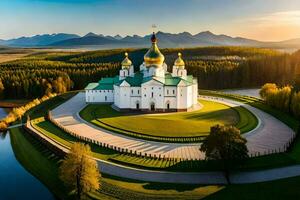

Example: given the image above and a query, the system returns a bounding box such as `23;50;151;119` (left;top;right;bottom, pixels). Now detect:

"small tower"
119;52;134;80
172;53;187;79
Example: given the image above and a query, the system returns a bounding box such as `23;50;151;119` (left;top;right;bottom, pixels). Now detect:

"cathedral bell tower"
172;53;187;79
119;52;134;80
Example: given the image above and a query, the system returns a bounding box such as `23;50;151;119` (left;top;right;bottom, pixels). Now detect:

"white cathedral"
85;32;198;112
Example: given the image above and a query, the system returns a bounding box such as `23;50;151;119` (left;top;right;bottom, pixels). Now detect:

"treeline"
0;93;56;131
259;83;300;119
0;46;300;99
186;53;298;89
48;46;298;89
0;59;119;99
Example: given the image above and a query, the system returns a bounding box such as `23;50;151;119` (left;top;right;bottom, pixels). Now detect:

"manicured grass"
97;174;223;200
204;176;300;200
80;100;257;140
9;127;70;199
109;154;179;169
199;90;300;131
24;91;77;121
11;126;219;199
32;117;221;171
31;118;118;161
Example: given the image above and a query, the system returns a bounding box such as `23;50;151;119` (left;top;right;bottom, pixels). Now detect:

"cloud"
247;10;300;27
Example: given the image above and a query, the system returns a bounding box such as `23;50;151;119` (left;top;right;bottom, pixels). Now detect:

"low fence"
23;108;297;164
47;111;203;161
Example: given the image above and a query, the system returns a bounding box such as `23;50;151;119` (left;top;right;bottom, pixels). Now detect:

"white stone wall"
113;85;120;107
86;61;199;110
86;90;114;103
117;82;131;109
141;80;164;109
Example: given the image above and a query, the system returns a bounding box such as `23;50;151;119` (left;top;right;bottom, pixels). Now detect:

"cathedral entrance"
150;103;155;111
136;103;140;109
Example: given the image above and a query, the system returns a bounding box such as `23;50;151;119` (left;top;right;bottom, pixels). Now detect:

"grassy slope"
9;127;69;199
80;100;257;138
204;176;300;200
10;126;219;200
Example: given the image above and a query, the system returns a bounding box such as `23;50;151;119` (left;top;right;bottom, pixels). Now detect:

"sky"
1;0;300;41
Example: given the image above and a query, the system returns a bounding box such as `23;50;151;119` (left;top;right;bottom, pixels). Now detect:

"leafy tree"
259;83;277;99
293;74;300;92
200;125;248;183
60;143;100;200
291;91;300;118
0;79;4;99
0;121;7;132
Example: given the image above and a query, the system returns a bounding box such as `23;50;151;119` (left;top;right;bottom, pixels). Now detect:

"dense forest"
0;46;299;99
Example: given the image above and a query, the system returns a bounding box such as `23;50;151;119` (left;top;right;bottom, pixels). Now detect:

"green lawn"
80;100;257;139
10;126;220;200
204;176;300;200
9;127;71;199
31;118;118;161
24;91;77;121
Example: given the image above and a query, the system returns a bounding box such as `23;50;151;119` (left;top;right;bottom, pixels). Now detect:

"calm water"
0;108;55;200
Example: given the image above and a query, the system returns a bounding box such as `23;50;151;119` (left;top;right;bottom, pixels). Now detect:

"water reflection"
0;107;55;200
0;131;7;140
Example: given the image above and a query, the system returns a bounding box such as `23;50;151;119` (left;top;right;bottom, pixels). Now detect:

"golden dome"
144;32;165;67
174;52;185;68
121;52;132;67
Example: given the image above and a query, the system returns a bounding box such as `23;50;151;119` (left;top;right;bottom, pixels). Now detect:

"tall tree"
60;143;100;199
0;79;4;99
200;125;248;183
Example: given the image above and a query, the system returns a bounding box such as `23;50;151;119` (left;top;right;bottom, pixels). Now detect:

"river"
0;108;54;200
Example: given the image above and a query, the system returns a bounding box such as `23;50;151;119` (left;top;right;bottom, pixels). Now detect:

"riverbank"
0;99;30;108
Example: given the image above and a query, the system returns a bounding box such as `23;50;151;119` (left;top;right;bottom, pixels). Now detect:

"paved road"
52;93;204;160
51;92;294;159
221;88;261;99
26;120;300;184
201;96;295;155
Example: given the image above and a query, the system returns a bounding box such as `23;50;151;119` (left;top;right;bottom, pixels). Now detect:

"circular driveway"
51;92;295;159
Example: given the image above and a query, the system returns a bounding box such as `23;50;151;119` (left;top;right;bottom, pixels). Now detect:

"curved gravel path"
200;96;295;155
25;120;300;184
51;92;295;159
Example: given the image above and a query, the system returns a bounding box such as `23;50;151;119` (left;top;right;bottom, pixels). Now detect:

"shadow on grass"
142;182;202;192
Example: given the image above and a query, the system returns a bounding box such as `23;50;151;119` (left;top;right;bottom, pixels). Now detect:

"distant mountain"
83;32;99;37
0;33;80;47
114;35;123;40
51;35;127;46
1;31;300;49
262;38;300;49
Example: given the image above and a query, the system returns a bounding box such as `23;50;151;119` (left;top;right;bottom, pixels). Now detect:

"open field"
0;54;30;63
81;100;257;138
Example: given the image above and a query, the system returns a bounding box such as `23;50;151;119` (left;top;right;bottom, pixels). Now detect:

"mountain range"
0;31;299;49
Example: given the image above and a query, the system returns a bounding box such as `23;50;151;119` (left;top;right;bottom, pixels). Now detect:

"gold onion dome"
144;32;165;67
121;52;132;67
174;52;185;68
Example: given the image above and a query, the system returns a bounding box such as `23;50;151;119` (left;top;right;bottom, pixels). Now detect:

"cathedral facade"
85;33;198;112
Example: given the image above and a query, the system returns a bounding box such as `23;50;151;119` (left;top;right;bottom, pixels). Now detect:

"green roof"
85;83;99;90
86;73;195;90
